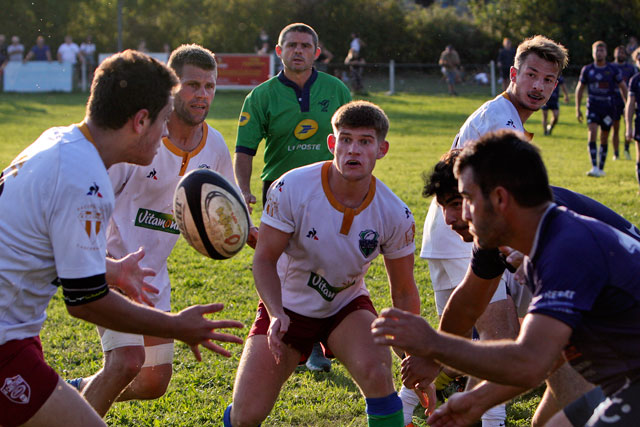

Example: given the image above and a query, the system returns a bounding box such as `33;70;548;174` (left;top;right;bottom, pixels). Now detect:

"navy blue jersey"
525;206;640;394
470;186;640;279
613;62;636;85
547;76;564;105
628;72;640;130
579;63;623;107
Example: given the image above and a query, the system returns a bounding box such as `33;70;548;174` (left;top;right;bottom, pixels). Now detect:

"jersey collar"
320;161;376;235
162;122;208;176
277;68;318;112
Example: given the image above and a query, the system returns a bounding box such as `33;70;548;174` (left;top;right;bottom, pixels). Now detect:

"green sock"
367;409;404;427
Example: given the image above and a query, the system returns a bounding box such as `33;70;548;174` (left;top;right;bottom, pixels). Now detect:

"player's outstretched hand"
427;391;483;427
415;382;437;417
267;312;290;364
576;110;583;123
401;355;441;391
371;308;435;357
174;303;244;361
109;247;159;306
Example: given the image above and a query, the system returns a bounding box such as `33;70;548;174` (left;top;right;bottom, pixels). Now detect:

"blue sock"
223;404;233;427
588;141;597;166
366;392;403;426
598;144;608;170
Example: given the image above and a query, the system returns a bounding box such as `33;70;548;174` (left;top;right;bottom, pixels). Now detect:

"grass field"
1;77;638;426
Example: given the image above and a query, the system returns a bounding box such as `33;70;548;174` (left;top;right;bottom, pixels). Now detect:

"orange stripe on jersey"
77;122;95;143
162;123;209;176
320;161;377;235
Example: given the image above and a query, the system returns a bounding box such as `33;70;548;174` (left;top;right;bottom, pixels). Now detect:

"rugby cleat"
306;342;331;372
587;166;601;177
66;378;83;391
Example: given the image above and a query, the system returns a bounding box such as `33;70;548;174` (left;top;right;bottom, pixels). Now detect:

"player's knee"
133;368;172;399
104;346;146;381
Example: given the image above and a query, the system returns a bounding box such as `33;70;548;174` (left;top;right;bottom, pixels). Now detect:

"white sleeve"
260;177;296;234
49;170;110;279
381;202;416;259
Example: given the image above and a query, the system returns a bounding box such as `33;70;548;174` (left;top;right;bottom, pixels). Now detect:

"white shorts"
98;328;175;367
504;271;533;318
427;258;508;316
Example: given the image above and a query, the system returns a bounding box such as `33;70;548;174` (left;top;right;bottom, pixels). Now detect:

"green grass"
1;80;638;426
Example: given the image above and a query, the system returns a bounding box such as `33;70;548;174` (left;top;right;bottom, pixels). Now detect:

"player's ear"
132;109;150;134
314;46;321;60
327;134;336;154
275;45;283;57
492;186;509;212
376;140;389;159
510;66;517;83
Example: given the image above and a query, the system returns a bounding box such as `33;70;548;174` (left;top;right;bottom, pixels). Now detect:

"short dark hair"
168;44;217;78
423;149;461;202
331;100;389;141
278;23;318;49
87;50;178;130
515;35;569;75
454;130;552;207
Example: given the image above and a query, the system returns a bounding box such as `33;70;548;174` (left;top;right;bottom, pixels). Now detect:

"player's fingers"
199;340;233;358
141;293;155;307
142;283;160;294
204;319;245;330
206;331;244;345
142;268;156;278
190;344;203;362
197;303;225;314
133;246;145;260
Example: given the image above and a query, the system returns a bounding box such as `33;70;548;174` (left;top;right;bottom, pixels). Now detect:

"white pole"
388;60;395;95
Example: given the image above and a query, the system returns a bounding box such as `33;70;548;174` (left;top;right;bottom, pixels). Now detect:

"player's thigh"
475;284;519;341
232;335;300;412
328;309;395;397
24;377;105;427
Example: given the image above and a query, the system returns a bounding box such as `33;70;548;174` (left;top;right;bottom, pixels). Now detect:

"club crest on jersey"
306;228;319;240
77;206;104;245
318;99;330;112
87;182;102;197
294;119;319;140
358;229;379;257
239;112;250;126
1;375;31;404
506;119;516;129
146;168;158;180
198;164;211;169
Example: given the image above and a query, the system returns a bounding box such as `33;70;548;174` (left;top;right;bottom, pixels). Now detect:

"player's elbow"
66;303;94;322
508;355;548;389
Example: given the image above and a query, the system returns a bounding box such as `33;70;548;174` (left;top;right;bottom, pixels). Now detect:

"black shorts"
564;386;605;426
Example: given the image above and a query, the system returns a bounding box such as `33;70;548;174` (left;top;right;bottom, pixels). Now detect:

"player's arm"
439;265;501;336
105;247;158;306
234;152;256;212
575;81;586;121
384;253;420;315
66;284;244;361
625;92;636;141
252;222;293;362
372;310;570;389
619;80;629;101
23;50;33;62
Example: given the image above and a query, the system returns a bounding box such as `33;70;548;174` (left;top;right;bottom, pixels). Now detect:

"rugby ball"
173;169;249;259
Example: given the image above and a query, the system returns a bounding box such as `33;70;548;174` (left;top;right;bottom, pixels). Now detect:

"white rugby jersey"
421;93;530;264
0;124;113;345
262;161;416;318
106;123;234;310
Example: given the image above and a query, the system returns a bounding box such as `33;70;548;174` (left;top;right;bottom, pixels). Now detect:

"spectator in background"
497;37;516;91
8;35;24;62
255;28;270;54
316;41;333;73
57;35;82;64
24;35;52;62
438;44;460;96
350;32;363;54
80;35;97;74
344;47;366;94
137;40;149;53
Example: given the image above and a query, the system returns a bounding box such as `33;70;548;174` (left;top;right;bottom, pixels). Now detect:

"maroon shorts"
249;294;377;362
0;336;59;427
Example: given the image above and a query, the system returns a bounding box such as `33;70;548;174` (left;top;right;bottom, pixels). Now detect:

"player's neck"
594;59;607;67
507;202;551;256
283;67;312;89
83;118;126;169
166;115;203;152
505;88;534;125
327;164;372;209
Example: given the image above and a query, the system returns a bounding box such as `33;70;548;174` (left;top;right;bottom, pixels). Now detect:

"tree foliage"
4;0;640;67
